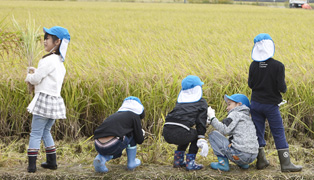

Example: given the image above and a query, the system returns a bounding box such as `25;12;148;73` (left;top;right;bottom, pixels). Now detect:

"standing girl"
25;26;70;173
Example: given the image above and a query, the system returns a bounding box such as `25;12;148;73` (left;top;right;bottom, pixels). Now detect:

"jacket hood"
228;105;250;116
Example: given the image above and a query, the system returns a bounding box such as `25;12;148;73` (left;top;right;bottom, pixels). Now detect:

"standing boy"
248;33;302;172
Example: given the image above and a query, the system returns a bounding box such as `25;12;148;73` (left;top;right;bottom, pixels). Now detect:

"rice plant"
12;15;41;68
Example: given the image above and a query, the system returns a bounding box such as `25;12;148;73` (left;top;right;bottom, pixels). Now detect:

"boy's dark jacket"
248;58;287;105
165;98;207;137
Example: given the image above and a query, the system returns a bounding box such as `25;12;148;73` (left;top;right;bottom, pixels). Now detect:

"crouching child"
93;96;145;173
207;94;259;171
163;75;209;171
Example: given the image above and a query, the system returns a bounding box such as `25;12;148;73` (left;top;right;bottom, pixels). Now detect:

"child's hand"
27;67;36;74
207;106;216;119
25;67;36;83
197;139;209;157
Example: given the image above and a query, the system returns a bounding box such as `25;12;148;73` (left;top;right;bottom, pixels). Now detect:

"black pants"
163;125;198;154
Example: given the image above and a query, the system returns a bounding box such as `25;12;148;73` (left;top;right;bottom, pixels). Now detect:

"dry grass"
0;134;313;179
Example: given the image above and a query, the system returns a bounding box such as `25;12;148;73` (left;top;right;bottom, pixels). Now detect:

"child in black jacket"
163;75;208;171
249;33;302;172
93;96;145;173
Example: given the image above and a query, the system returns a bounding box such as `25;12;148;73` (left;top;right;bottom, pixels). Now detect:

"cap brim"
224;94;240;104
251;39;275;62
43;27;52;34
224;95;233;103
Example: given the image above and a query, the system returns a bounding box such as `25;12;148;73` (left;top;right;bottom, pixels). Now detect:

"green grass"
0;1;314;166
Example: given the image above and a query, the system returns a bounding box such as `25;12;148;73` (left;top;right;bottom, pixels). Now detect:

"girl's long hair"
42;33;61;58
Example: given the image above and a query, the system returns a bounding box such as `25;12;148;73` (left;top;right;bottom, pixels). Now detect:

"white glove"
206;117;212;125
197;139;209;157
278;100;287;107
142;129;145;136
207;106;216;120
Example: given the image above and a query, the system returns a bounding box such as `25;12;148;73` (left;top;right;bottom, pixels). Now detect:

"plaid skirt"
27;92;66;119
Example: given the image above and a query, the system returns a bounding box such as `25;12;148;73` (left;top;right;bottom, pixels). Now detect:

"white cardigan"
25;54;66;97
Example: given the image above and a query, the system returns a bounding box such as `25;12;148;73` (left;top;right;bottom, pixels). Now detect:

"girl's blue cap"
181;75;204;90
224;94;250;108
43;26;71;61
43;26;70;41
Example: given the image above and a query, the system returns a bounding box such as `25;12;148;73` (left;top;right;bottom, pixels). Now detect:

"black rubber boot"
27;156;37;173
41;153;58;170
278;149;302;172
256;147;270;170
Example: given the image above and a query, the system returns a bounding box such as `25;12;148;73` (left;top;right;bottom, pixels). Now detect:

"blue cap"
118;96;144;115
224;94;250;108
43;26;70;41
124;96;143;105
181;75;204;90
43;26;71;61
251;33;275;62
254;33;272;43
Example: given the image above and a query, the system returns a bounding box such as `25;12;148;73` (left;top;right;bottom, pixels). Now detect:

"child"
207;94;259;171
163;75;208;171
93;96;145;173
248;33;302;172
24;26;70;173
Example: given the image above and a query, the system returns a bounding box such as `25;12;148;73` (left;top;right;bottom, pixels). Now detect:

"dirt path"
0;162;313;180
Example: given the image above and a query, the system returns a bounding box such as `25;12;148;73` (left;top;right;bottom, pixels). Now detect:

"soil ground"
0;161;313;180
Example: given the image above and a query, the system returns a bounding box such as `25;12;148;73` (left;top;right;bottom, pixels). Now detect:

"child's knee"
209;130;220;139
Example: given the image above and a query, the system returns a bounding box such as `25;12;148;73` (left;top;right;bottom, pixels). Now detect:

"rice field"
0;1;314;175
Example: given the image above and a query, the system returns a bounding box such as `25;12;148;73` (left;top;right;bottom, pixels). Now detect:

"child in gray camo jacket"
207;94;259;171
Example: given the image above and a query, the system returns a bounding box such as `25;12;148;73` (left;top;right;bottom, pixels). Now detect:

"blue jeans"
95;135;136;159
250;101;289;149
28;115;56;149
208;131;257;165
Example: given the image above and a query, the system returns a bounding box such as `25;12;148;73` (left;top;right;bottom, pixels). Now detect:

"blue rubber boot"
126;145;141;170
93;154;113;173
173;151;186;168
211;156;230;171
238;164;249;169
186;154;203;171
